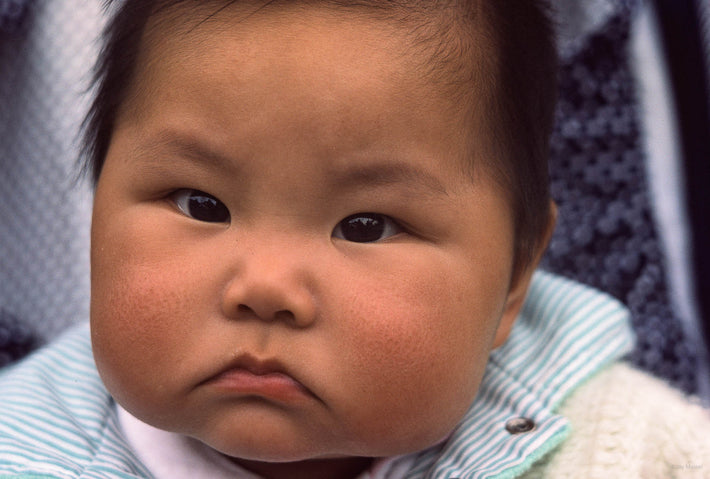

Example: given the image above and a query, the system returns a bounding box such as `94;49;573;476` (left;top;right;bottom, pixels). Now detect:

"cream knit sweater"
522;363;710;478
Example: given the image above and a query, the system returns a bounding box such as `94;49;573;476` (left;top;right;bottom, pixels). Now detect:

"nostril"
274;310;296;323
236;304;295;323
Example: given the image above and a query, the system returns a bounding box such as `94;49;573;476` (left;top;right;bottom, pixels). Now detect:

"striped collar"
402;270;635;478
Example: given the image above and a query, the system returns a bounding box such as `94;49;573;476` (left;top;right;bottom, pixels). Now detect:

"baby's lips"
200;353;319;403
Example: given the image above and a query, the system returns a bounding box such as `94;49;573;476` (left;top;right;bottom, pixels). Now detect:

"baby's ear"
492;201;557;348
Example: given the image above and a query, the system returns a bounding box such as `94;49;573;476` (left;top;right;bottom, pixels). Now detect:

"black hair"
81;0;558;276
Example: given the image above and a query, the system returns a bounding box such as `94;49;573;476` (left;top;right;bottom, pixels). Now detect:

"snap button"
505;417;535;434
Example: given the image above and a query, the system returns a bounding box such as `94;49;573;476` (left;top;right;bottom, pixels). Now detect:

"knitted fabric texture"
543;0;699;394
521;363;710;478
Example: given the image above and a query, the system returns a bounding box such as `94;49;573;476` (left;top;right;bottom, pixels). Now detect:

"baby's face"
91;4;524;473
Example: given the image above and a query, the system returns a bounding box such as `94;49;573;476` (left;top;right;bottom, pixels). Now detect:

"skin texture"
90;5;553;479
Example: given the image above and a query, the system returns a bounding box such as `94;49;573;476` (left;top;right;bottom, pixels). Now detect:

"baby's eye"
171;189;230;223
332;213;403;243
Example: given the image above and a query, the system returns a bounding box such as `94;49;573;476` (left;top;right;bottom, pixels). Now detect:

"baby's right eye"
171;189;230;223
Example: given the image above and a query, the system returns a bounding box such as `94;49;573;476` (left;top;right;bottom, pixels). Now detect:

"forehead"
132;1;486;117
118;2;484;173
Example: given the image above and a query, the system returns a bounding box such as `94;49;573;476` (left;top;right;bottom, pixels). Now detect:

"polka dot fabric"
543;1;699;394
0;1;102;352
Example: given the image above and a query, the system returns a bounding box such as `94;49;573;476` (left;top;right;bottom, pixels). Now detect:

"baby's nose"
220;261;316;328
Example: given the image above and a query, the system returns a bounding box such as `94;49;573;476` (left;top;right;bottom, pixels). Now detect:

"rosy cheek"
91;258;200;415
330;269;492;448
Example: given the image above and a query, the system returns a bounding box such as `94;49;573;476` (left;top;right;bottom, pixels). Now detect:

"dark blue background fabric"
0;1;97;352
0;309;37;367
1;0;39;367
652;0;710;355
0;0;30;32
543;0;699;394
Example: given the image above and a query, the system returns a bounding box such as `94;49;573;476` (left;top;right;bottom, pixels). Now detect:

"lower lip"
207;369;311;402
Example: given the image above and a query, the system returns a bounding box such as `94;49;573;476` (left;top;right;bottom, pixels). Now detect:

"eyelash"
170;189;405;243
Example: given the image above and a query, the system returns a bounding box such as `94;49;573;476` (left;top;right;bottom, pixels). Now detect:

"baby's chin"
198;437;382;464
204;429;455;479
196;425;454;466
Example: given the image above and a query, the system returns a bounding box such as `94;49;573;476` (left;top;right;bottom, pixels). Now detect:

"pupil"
343;214;385;242
189;194;229;222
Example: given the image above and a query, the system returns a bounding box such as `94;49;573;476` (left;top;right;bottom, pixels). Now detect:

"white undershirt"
117;406;417;479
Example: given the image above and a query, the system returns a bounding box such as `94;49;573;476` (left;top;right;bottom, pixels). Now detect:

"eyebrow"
132;131;238;174
330;161;450;197
134;131;450;197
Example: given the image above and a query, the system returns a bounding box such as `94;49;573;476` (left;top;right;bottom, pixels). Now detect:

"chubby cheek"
329;259;505;453
90;222;210;423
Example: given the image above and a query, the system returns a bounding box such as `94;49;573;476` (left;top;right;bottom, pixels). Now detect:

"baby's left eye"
332;213;403;243
171;189;230;223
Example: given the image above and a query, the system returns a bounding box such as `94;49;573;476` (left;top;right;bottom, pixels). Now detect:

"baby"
1;1;709;478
